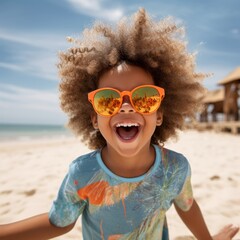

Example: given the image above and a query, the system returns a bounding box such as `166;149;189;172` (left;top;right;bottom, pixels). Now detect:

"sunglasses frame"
88;84;165;117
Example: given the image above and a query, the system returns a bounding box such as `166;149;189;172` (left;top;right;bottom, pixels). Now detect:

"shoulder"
158;146;191;176
68;150;100;177
162;147;189;165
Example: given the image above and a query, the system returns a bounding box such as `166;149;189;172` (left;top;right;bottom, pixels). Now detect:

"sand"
0;130;239;239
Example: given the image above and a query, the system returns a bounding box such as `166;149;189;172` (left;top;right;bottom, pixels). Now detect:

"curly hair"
58;8;205;149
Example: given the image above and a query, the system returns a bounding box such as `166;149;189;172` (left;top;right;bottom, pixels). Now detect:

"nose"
119;96;136;113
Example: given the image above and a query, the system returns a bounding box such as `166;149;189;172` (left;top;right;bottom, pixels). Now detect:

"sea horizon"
0;123;73;141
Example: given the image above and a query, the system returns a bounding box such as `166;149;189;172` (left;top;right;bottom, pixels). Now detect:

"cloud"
0;50;58;81
15;50;59;81
0;62;25;72
0;84;65;124
0;29;67;81
66;0;124;21
0;28;68;50
0;84;58;108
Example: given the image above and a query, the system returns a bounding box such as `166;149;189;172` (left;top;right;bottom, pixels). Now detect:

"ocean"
0;123;73;141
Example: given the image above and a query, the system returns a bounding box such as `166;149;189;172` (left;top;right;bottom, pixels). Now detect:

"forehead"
98;64;154;91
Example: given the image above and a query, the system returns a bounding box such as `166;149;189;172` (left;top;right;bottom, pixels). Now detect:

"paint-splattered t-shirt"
49;145;193;239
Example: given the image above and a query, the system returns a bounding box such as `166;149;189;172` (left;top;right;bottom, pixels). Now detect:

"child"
0;8;239;240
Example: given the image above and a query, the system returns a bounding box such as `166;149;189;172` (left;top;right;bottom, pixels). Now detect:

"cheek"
145;113;159;126
97;116;111;131
142;114;159;136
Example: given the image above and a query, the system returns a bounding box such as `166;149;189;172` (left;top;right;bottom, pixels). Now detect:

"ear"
91;112;98;129
156;110;163;126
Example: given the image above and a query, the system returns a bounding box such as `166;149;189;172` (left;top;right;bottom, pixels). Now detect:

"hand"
213;224;239;240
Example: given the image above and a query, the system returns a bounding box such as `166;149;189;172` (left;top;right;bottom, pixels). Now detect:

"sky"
0;0;240;125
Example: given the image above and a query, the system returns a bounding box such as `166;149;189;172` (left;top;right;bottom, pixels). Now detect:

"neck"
101;144;156;178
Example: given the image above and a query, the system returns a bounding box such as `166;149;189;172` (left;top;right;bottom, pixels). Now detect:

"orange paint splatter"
108;235;122;240
78;181;109;205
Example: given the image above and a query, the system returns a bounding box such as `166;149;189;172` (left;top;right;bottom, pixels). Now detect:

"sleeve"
49;163;87;227
173;157;194;212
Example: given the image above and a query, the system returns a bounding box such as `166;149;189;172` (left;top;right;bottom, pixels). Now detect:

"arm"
174;199;212;240
0;213;75;240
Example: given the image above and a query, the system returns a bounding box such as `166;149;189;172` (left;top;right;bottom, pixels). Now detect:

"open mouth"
115;123;140;141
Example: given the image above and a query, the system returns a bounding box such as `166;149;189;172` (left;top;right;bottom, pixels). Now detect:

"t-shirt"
49;144;193;239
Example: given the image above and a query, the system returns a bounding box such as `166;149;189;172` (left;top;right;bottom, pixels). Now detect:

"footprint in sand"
210;175;220;181
0;190;12;195
19;189;36;196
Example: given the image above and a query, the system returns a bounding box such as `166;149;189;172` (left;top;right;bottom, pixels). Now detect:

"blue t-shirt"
49;145;193;239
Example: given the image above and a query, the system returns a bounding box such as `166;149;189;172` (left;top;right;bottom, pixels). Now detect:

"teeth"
116;123;139;127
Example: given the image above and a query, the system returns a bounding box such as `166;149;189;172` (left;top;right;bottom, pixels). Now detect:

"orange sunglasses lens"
93;89;121;116
132;86;162;114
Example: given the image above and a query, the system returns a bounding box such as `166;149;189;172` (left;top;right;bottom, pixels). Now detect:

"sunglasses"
88;85;165;117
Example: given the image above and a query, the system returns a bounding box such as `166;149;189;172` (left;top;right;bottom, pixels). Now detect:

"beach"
0;129;239;239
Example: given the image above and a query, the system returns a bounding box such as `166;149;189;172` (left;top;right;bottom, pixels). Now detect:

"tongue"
117;126;138;140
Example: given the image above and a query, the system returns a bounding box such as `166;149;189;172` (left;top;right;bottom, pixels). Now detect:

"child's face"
91;63;163;157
